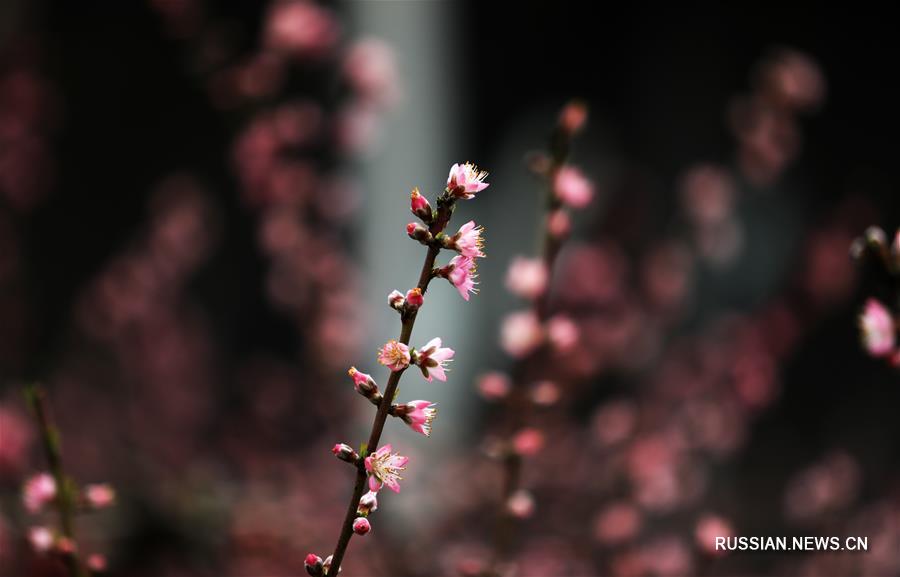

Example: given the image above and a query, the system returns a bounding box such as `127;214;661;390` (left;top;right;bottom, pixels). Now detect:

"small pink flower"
449;221;485;258
447;162;489;199
84;484;115;509
28;526;53;552
23;473;56;513
476;372;512;400
505;257;548;300
547;315;579;352
405;288;424;309
348;366;379;396
378;340;411;372
500;311;543;358
547;209;571;239
859;298;895;357
512;428;545;456
352;517;371;535
554;165;593;208
397;400;437;436
364;444;408;493
445;255;478;301
357;490;378;515
413;337;455;381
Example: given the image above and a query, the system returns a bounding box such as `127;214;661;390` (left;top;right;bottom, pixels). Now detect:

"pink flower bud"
547;315;579;352
859;298;895;357
305;553;324;576
407;222;432;243
554;165;593;208
332;443;359;463
84;484;115;509
547;209;571;239
348;367;380;399
387;289;405;310
512;428;545;456
559;100;588;135
476;372;511;401
28;526;53;552
357;490;378;515
410;187;433;223
352;516;371;535
505;257;548;300
322;555;336;575
405;288;424;310
23;473;56;513
87;554;108;573
506;489;535;519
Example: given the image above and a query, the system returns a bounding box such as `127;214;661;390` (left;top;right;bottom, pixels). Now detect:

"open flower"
396;400;437;436
445;255;478;300
859;298;895;357
23;473;56;513
448;221;485;258
413;338;455;381
506;256;548;300
447;162;489;199
377;340;411;372
364;444;408;493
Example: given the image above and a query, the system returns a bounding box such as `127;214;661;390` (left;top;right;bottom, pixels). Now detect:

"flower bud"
332;443;359;463
387;289;405;311
84;483;115;509
322;555;338;575
305;553;324;576
506;489;535;519
547;209;571;240
406;222;432;244
559;100;588;136
357;490;378;515
352;517;371;535
410;187;433;223
87;554;107;573
348;367;379;399
404;288;424;311
512;428;545;456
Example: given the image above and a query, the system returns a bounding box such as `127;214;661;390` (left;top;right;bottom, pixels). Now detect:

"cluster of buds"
313;163;489;574
851;226;900;365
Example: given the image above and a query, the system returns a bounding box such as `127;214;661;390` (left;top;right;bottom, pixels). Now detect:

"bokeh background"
2;1;900;576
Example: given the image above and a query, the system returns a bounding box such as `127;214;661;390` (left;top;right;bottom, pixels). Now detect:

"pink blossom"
357;490;378;515
531;381;561;406
547;209;571;239
28;526;53;552
348;366;378;396
84;483;115;509
264;1;338;59
413;337;455;381
476;372;511;400
397;400;437;436
512;428;545;456
593;502;642;545
447;162;489;199
304;553;324;575
449;221;485;258
23;473;56;513
364;444;408;493
505;256;548;300
547;315;579;352
559;100;588;135
352;517;371;535
87;554;108;573
387;289;405;309
695;515;734;556
859;298;895;357
405;287;424;309
500;311;543;358
554;165;593;208
0;405;32;474
410;187;432;221
378;340;411;372
343;38;398;107
332;443;358;463
445;255;478;301
506;489;535;519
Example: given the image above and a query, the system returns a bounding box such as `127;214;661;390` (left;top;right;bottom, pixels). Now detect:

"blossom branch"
307;163;489;576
